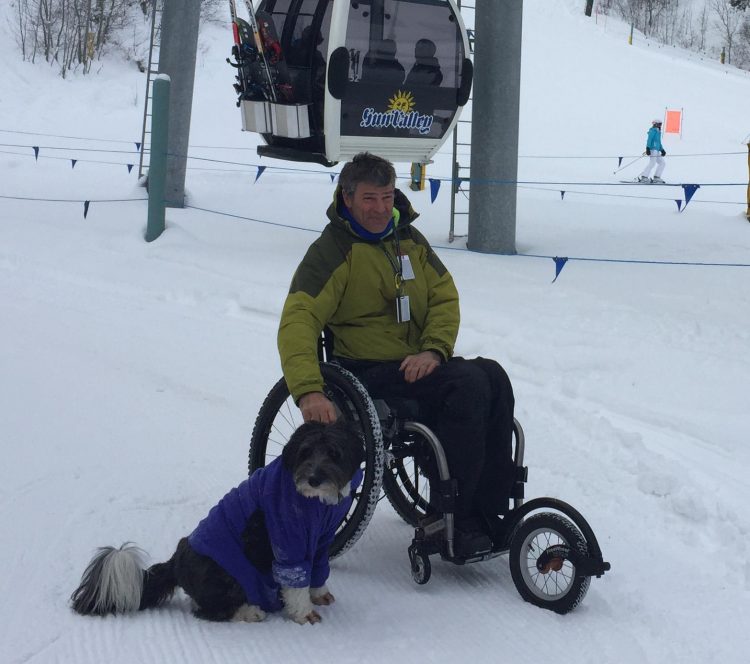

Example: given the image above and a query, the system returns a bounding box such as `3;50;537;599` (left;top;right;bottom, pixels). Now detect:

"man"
638;118;667;183
278;152;515;556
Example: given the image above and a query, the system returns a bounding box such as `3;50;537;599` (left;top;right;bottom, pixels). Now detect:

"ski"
241;0;278;102
619;180;669;185
228;0;294;105
227;0;254;103
228;0;278;103
254;9;293;101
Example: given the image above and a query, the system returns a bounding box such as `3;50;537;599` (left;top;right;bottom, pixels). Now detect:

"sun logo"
387;90;415;113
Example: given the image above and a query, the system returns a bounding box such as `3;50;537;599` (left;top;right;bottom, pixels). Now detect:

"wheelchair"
249;337;610;615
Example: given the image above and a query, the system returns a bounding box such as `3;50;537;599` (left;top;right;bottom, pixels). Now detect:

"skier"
637;119;666;183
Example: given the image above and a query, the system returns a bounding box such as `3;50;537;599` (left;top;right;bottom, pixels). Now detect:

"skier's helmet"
652;118;662;126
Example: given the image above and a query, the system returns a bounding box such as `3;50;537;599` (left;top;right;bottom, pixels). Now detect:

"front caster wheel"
409;547;431;585
509;512;591;614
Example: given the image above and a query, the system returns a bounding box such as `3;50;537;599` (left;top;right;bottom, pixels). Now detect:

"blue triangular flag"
83;201;90;219
681;184;700;209
127;164;133;173
71;159;77;169
560;190;566;200
618;156;623;167
551;256;568;283
429;178;441;203
135;142;141;151
254;165;266;183
33;146;39;160
675;199;682;211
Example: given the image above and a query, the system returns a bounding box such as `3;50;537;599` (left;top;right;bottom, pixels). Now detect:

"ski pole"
612;154;645;174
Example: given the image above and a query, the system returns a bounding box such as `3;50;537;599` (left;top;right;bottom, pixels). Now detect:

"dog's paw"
286;606;321;624
283;586;322;624
295;609;321;625
232;604;267;623
310;588;335;606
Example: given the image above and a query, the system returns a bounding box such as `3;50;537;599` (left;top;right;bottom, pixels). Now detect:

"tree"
712;0;745;63
733;9;750;65
11;0;138;76
611;0;676;38
697;2;711;51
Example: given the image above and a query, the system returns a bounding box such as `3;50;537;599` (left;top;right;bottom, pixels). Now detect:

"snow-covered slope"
1;2;749;663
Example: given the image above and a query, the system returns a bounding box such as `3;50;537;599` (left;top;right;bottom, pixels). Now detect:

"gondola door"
325;0;471;163
253;0;335;163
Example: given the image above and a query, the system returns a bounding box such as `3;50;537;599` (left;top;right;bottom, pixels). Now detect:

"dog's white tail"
71;543;147;615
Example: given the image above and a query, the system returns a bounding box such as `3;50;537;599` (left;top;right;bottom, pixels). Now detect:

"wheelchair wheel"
508;512;592;614
382;429;437;527
408;545;431;585
249;363;384;558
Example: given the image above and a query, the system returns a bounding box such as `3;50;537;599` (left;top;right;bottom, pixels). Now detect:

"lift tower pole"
158;0;202;208
467;0;523;254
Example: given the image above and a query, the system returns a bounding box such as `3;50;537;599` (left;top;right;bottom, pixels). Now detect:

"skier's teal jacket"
646;126;663;152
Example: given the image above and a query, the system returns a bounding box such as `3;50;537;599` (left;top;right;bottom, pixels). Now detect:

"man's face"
343;182;395;234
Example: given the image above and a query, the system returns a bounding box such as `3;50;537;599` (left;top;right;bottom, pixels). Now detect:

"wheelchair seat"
373;395;422;421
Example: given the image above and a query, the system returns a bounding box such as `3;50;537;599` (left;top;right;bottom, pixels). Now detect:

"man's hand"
299;391;337;423
400;351;442;384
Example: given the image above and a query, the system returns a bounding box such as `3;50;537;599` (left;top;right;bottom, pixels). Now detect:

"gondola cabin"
229;0;473;166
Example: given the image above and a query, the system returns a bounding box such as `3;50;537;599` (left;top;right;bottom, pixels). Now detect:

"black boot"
453;517;492;556
480;513;509;550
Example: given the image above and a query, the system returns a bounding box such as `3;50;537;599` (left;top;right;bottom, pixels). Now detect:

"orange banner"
664;109;682;135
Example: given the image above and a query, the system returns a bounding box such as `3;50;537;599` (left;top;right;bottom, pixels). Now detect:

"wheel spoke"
516;522;585;600
250;365;383;558
510;514;593;612
380;429;439;526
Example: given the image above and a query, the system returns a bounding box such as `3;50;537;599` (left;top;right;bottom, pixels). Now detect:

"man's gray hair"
338;152;396;197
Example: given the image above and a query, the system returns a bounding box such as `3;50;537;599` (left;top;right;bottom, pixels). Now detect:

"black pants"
337;356;515;519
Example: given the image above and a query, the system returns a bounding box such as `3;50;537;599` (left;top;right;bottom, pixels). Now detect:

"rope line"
518;184;743;205
517;252;750;268
0;149;136;169
5;194;747;269
183;204;318;233
0;143;138;154
0;128;137;144
0;194;146;203
182;204;750;269
1;148;745;190
1;127;744;159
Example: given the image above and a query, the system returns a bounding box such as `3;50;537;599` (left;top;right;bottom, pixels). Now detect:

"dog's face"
282;420;365;505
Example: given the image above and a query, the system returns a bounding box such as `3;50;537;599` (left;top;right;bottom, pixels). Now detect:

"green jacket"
278;187;460;402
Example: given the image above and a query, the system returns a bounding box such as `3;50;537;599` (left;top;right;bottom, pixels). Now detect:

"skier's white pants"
640;152;665;178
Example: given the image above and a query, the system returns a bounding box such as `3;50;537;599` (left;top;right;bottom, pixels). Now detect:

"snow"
1;1;749;662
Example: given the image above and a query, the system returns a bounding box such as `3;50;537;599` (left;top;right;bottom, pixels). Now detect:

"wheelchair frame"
249;333;610;614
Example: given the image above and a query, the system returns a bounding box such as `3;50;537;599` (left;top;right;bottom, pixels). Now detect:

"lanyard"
379;231;404;293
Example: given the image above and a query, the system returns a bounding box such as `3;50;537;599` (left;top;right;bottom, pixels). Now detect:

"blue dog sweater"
188;458;363;612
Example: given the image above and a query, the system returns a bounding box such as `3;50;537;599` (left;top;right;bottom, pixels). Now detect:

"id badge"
400;254;416;280
396;295;410;323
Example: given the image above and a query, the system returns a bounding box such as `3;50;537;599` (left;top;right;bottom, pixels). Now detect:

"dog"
70;420;364;624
